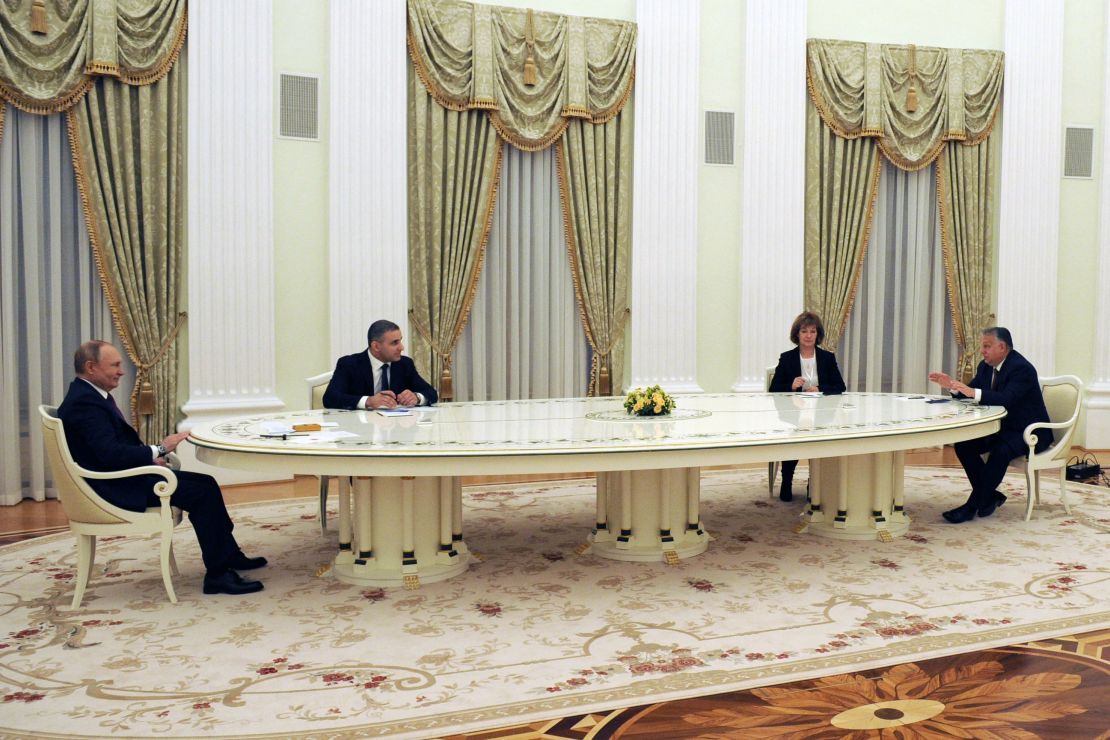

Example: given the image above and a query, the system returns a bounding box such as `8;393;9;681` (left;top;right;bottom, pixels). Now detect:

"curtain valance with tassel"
806;38;1003;171
407;0;636;151
0;0;186;114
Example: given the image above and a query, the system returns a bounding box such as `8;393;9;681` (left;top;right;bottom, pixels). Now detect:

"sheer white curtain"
0;106;132;505
453;144;588;401
838;161;957;393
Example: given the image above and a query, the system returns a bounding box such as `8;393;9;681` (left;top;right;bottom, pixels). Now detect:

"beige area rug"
0;468;1108;739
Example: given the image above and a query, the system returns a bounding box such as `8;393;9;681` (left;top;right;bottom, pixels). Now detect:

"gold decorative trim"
588;62;636;125
555;137;599;357
934;151;972;378
831;150;883;348
116;6;188;87
489;111;569;152
808;54;1001;168
877;136;945;172
407;23;635;142
406;26;475;113
805;58;874;141
447;139;505;354
554;133;631;396
0;77;94;116
85;61;121;77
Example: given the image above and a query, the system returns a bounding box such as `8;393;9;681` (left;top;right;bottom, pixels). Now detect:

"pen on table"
259;433;309;439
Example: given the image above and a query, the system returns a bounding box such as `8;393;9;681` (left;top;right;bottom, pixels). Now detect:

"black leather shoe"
779;481;793;502
977;491;1007;518
229;552;268;571
203;570;264;595
942;503;978;524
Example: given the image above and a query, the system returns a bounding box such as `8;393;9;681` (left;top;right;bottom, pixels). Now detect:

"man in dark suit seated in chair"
323;319;438;410
57;340;267;595
928;326;1051;523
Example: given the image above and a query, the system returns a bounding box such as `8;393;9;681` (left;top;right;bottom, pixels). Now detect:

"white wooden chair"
39;405;182;608
305;371;334;532
1010;375;1083;520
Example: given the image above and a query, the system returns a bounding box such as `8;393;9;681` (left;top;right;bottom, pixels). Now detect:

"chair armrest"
1022;420;1074;450
73;462;179;499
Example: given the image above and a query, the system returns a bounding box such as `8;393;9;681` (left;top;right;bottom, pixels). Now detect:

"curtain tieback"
584;307;631;397
129;311;188;418
407;310;456;400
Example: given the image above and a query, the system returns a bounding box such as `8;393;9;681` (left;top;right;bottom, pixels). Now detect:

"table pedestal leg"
805;453;910;540
590;467;708;562
335;476;355;565
333;475;469;587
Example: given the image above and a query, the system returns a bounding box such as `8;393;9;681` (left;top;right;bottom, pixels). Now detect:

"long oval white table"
189;393;1004;588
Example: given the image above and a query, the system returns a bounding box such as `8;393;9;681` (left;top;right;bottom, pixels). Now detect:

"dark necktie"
107;393;127;422
990;368;998;390
381;363;391;393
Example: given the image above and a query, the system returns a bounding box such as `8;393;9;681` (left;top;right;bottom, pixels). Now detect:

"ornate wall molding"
629;0;702;393
328;0;410;357
734;0;806;392
183;0;282;434
997;0;1063;375
1087;0;1110;447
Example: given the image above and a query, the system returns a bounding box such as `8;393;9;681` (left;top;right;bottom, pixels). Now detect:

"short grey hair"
982;326;1013;349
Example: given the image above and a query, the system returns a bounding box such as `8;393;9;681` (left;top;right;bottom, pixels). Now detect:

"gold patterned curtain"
805;38;1003;364
407;0;636;397
0;0;187;438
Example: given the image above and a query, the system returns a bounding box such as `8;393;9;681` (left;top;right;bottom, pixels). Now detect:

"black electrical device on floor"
1065;454;1102;482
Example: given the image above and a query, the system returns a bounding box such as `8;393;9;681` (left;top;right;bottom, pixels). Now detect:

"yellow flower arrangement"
624;385;675;416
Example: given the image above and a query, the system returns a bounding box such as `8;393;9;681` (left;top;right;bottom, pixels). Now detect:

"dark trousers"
146;471;239;573
953;435;1022;508
781;459;798;480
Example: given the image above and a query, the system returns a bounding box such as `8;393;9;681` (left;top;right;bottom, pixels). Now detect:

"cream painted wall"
258;0;1105;421
696;0;744;393
273;0;330;410
1057;0;1104;384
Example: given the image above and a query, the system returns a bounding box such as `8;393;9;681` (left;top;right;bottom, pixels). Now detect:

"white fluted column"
183;0;282;430
997;0;1064;373
733;0;806;392
629;0;702;393
1087;0;1110;447
329;0;409;357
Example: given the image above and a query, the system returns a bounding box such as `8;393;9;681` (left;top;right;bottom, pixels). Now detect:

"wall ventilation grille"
279;73;319;140
704;110;735;166
1063;125;1094;178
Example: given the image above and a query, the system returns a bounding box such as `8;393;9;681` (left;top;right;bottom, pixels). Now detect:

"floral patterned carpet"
0;468;1107;739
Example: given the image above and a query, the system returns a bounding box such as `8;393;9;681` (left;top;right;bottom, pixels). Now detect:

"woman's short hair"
789;311;825;346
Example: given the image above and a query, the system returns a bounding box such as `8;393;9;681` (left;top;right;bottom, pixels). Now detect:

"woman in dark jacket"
769;311;846;501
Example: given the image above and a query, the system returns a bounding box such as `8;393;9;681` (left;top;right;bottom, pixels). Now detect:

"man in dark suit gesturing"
57;341;266;595
928;326;1051;524
323;319;438;410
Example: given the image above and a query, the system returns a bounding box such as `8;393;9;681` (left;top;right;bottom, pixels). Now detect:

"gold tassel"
439;365;454;403
31;0;48;34
137;381;156;415
598;364;611;397
905;44;918;113
523;9;537;86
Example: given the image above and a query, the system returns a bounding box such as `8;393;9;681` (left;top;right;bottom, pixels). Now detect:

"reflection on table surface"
188;393;1005;455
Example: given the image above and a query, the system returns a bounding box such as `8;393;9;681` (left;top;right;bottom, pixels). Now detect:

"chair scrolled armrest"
1022;420;1074;451
72;462;179;499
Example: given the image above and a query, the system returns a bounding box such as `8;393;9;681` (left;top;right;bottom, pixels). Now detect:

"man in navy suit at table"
57;341;267;594
928;326;1051;524
323;319;438;410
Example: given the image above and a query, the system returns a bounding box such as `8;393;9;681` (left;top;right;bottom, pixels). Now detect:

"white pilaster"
733;0;806;392
329;0;409;356
630;0;702;393
1086;0;1110;448
183;0;282;431
997;0;1064;374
